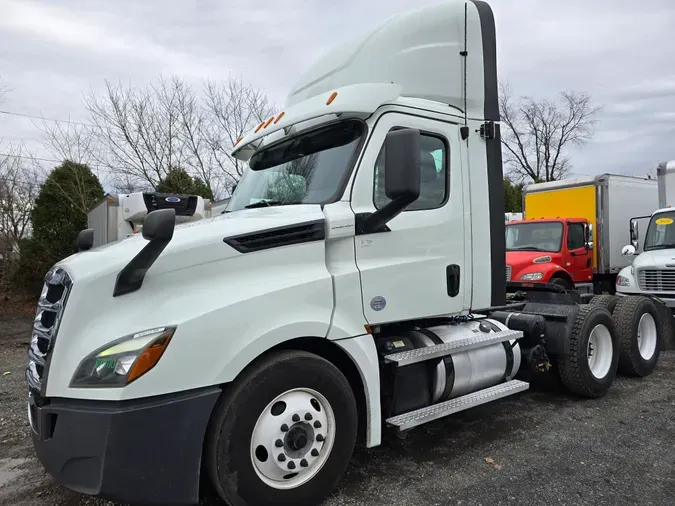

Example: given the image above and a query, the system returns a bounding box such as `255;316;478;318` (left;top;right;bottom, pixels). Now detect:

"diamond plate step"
384;329;523;367
386;380;530;431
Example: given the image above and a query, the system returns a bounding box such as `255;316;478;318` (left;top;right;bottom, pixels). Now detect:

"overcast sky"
1;0;674;181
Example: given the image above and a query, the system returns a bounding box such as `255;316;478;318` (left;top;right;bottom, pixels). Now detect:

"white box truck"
86;192;209;247
26;3;666;505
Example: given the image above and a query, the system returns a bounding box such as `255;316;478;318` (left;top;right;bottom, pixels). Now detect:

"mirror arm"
357;196;414;235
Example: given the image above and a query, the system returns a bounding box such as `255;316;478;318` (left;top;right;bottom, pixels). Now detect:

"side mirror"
76;228;94;252
630;220;639;249
142;208;176;242
114;208;176;297
586;224;593;242
622;244;636;257
383;129;421;202
358;128;421;234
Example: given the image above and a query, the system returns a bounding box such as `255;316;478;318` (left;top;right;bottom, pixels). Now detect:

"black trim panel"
471;0;505;306
30;386;221;505
224;219;326;253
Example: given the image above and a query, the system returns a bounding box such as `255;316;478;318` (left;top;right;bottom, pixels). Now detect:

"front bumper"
29;386;221;505
616;290;675;308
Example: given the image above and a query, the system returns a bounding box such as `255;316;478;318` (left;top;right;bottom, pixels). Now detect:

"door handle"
446;265;460;297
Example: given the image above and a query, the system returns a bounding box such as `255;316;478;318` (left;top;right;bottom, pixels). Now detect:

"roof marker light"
264;116;275;128
274;111;285;124
234;136;243;146
326;92;338;105
254;121;265;133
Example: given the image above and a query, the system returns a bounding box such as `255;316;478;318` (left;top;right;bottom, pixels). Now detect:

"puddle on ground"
0;458;31;488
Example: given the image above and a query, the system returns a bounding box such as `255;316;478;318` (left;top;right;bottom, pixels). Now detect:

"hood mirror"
76;228;94;252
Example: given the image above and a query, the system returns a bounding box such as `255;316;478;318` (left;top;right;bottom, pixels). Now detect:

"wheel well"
271;337;368;447
550;270;574;286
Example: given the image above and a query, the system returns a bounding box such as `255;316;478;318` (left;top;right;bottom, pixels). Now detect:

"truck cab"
506;218;593;290
616;207;675;306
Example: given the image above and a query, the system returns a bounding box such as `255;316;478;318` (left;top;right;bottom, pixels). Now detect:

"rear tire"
557;305;619;398
613;296;661;377
205;350;358;506
589;294;619;313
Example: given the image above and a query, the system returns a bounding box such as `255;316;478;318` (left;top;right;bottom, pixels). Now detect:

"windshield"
226;120;364;212
505;221;563;252
644;211;675;251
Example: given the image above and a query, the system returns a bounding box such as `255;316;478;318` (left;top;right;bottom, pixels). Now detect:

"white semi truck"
26;2;665;505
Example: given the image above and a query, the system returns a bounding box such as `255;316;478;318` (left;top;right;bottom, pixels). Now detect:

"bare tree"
0;144;42;289
499;82;600;183
204;77;275;190
38;75;274;198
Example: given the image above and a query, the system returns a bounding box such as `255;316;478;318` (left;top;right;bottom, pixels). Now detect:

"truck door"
349;113;466;324
566;221;593;283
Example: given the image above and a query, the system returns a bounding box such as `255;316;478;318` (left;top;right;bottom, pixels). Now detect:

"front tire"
557;305;619;398
206;350;357;506
613;296;661;377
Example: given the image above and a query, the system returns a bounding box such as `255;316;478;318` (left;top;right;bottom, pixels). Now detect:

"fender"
516;262;570;283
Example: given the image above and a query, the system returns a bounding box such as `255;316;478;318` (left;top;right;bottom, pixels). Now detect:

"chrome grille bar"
26;266;72;396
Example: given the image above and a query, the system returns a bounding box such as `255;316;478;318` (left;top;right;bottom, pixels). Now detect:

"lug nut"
278;454;286;462
292;414;300;422
311;449;319;457
288;461;296;470
305;413;313;421
300;459;308;468
281;424;289;432
275;439;283;448
314;420;321;429
316;434;325;442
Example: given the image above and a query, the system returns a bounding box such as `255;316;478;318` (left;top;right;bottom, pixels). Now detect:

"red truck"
506;217;594;291
506;174;658;294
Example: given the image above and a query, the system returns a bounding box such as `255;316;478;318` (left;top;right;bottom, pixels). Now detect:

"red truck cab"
505;218;594;290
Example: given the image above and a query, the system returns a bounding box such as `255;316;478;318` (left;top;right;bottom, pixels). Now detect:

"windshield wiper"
244;200;302;209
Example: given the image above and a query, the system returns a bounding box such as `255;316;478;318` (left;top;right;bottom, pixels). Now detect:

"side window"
567;223;586;250
373;132;448;211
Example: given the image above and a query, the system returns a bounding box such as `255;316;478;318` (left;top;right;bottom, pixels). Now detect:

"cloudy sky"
1;0;674;181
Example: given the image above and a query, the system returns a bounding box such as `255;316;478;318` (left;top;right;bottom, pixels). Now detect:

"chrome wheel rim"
250;388;335;490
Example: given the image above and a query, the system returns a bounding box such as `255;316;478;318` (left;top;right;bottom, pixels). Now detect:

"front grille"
506;265;512;281
26;267;72;397
638;269;675;292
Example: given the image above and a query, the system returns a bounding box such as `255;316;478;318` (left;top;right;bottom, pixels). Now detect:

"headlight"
616;275;631;287
70;327;176;388
520;272;544;281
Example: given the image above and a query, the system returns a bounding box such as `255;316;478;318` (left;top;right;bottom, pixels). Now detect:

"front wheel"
557;304;619;398
205;350;358;506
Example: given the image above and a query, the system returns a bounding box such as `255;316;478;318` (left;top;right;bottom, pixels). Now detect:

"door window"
567;223;586;250
373;132;448;211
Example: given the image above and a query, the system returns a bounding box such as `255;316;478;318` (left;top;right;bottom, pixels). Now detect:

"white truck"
86;192;209;247
26;3;666;505
615;160;675;346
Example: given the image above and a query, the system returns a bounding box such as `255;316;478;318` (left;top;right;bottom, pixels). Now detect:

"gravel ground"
1;314;674;506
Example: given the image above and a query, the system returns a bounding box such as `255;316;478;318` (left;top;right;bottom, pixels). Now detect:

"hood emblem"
165;197;181;203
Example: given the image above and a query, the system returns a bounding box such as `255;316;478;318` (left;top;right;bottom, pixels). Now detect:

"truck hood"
506;250;562;267
632;248;675;270
57;204;325;284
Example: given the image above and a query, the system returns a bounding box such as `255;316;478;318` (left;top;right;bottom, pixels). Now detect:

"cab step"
384;329;523;367
385;379;530;431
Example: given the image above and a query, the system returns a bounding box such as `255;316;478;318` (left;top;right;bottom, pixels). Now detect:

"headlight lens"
520;272;544;281
616;275;631;287
70;327;176;388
